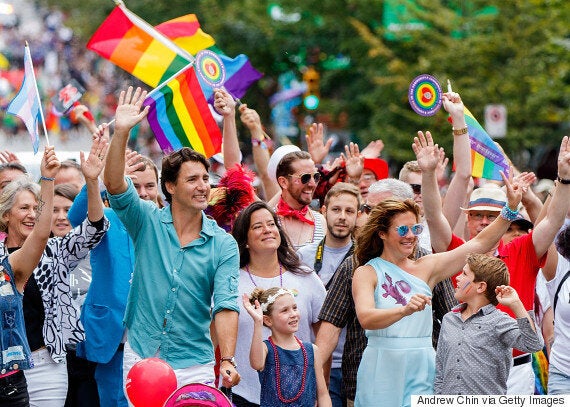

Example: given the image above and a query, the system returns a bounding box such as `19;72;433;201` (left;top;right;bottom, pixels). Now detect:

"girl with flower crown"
243;287;331;407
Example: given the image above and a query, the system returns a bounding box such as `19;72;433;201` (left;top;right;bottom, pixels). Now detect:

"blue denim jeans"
548;365;570;395
330;367;347;407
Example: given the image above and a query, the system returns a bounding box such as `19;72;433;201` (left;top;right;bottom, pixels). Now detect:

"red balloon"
126;358;177;407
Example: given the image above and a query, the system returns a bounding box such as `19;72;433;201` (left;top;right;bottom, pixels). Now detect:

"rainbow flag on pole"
143;67;222;157
464;107;509;180
86;5;192;87
154;16;262;103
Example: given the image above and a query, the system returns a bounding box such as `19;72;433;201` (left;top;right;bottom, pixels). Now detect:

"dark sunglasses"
360;203;373;214
395;223;424;237
409;184;422;194
288;172;321;184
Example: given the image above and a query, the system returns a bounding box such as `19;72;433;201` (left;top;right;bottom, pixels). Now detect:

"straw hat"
460;184;506;212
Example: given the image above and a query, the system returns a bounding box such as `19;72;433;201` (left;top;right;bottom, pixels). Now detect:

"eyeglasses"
468;213;498;222
288;172;321;184
394;223;424;237
360;203;372;214
409;184;422;194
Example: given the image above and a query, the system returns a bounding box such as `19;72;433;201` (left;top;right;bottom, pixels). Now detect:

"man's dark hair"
160;147;210;204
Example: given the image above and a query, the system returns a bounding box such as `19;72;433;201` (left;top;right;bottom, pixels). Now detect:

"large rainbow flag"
87;5;262;101
86;5;193;88
143;66;222;157
154;16;262;102
464;107;509;180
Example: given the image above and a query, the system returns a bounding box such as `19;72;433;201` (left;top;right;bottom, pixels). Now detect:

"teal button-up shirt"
108;177;239;369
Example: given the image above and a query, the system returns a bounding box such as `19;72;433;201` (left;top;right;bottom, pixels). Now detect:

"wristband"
557;176;570;185
251;138;268;149
452;127;468;136
40;176;55;182
500;205;519;222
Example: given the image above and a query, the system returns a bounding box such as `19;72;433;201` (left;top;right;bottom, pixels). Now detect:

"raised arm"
413;131;452;253
10;147;60;291
242;294;267;371
441;92;472;230
532;136;570;258
240;104;278;200
425;170;523;287
214;88;240;169
81;125;108;222
103;86;149;195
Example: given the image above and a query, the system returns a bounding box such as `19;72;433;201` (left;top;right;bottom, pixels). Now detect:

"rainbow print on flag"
142;67;222;158
155;17;263;103
153;14;215;56
464;107;509;180
86;5;192;87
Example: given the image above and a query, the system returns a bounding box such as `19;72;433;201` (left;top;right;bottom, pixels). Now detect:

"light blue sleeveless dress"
355;258;435;407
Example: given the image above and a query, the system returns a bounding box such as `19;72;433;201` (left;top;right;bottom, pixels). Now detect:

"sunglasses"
395;223;424;237
360;203;373;214
468;213;498;222
409;184;422;194
288;172;321;184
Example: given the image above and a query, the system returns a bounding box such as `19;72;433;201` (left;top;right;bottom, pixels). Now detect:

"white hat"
267;145;301;184
460;184;506;212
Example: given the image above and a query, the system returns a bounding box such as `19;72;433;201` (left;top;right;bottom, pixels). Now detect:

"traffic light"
303;66;320;110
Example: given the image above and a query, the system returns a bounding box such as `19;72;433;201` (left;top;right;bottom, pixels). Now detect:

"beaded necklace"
268;336;308;404
245;263;283;287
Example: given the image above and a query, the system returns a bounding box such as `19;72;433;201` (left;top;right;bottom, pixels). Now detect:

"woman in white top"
230;201;326;406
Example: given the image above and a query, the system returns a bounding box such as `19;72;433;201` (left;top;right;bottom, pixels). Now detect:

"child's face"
264;294;300;334
455;264;477;302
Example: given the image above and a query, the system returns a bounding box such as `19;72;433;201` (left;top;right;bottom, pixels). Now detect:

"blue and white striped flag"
6;44;42;153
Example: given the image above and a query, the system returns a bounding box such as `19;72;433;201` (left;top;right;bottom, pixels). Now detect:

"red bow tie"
276;199;314;225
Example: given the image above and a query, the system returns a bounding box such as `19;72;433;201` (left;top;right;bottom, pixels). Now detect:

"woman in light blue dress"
352;192;521;406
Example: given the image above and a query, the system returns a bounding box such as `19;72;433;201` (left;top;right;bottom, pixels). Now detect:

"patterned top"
435;303;543;394
258;340;316;407
0;217;109;363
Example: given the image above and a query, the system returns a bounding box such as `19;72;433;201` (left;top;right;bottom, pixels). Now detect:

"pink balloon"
126;357;177;407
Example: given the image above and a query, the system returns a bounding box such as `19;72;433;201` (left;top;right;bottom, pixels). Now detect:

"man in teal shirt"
103;86;241;390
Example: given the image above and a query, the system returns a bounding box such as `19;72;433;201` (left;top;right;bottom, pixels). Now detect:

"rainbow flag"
155;17;263;103
154;14;215;56
143;67;222;158
86;5;192;87
464;107;509;180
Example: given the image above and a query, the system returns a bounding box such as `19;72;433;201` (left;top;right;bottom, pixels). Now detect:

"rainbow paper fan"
408;74;442;116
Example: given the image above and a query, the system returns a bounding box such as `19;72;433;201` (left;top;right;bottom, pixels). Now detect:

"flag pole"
25;41;50;146
106;62;195;126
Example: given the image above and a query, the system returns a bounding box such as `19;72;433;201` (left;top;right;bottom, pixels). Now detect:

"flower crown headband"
260;288;294;313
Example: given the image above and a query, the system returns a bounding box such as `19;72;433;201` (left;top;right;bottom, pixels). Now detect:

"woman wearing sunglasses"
352;179;522;407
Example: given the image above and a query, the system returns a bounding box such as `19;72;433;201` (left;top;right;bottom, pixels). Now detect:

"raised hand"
40;146;60;179
124;149;145;179
114;86;150;133
442;91;466;128
341;142;364;181
412;131;440;173
0;150;20;164
501;166;523;211
436;147;449;182
239;104;262;131
360;140;384;158
214;88;236;117
557;136;570;180
402;294;432;316
81;125;109;181
242;293;264;324
306;123;332;164
495;285;521;307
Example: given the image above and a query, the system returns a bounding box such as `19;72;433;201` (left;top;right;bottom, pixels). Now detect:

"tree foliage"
42;0;570;170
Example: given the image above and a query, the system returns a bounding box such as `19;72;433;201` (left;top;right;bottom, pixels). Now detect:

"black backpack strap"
553;270;570;316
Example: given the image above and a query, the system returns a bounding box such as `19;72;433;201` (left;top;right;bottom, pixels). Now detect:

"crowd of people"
0;81;569;407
